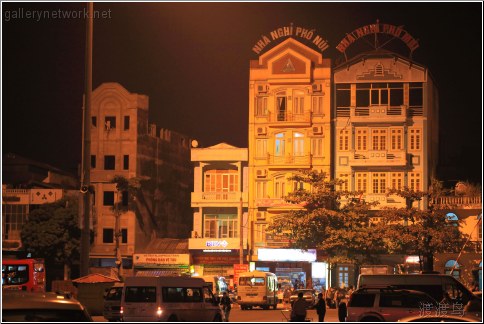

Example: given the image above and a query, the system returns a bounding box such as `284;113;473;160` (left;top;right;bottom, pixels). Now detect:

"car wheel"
167;315;178;322
213;314;223;322
361;316;381;322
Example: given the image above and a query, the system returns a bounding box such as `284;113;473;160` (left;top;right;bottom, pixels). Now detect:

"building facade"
189;143;248;283
333;51;439;211
247;38;332;287
2;153;78;252
88;83;193;276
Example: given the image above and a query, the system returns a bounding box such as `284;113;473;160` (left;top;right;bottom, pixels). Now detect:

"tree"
21;196;81;281
268;170;383;264
376;179;466;272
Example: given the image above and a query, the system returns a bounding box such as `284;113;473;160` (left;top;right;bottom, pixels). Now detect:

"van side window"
125;286;156;303
162;287;203;303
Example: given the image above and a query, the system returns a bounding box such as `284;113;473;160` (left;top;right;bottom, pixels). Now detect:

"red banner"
233;264;249;287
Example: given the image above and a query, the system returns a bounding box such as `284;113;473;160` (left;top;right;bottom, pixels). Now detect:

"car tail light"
120;306;124;314
157;306;163;317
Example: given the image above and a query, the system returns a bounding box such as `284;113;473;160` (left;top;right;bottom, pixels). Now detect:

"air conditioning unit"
256;211;266;220
312;126;323;135
256;126;267;135
257;84;268;94
256;169;267;178
311;83;322;93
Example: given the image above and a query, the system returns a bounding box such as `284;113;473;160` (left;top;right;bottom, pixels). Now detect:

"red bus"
2;258;46;292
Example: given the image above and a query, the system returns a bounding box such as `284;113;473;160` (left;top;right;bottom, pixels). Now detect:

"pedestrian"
338;301;347;322
315;292;326;322
291;292;307;322
219;291;232;322
326;288;335;309
284;287;292;309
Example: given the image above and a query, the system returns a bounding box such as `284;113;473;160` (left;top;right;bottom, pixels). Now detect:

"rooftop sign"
252;23;329;55
336;21;419;55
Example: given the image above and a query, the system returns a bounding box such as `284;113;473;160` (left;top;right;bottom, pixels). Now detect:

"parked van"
120;276;223;322
237;270;278;310
103;282;123;321
357;274;479;307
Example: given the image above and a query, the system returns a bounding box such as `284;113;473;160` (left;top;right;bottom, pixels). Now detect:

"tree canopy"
21;195;81;274
268;170;466;268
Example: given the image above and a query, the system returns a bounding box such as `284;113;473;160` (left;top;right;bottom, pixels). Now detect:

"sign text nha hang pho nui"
252;23;329;55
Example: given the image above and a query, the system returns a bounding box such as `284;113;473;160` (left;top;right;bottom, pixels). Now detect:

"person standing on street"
315;292;326;322
338;301;347;322
291;292;307;322
220;291;232;322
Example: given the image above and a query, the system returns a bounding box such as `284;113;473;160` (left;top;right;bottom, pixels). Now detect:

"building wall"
247;38;332;259
88;83;193;272
189;143;248;278
333;55;438;210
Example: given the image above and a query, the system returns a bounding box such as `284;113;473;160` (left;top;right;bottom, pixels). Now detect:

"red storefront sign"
233;264;249;287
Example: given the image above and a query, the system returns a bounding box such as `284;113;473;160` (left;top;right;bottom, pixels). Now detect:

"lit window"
293;132;304;157
275;133;285;156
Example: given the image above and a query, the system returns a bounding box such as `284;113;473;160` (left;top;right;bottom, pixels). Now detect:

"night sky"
2;2;482;185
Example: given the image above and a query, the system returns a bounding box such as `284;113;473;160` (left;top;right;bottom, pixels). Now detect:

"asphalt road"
92;304;341;322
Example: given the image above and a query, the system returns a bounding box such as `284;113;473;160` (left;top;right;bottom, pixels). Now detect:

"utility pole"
80;2;93;277
239;196;244;264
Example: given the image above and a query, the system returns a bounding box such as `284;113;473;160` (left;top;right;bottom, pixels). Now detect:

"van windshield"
105;287;122;301
239;277;265;286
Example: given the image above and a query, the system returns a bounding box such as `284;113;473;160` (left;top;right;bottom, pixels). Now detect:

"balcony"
267;154;312;167
432;196;482;209
348;150;407;166
255;111;311;127
191;191;248;206
336;105;408;123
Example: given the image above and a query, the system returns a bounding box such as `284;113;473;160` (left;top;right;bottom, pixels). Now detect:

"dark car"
2;291;93;322
289;289;317;309
346;287;438;322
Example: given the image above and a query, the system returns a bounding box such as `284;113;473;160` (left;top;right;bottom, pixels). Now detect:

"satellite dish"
191;140;199;148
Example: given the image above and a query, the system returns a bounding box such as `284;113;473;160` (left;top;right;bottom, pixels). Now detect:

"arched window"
445;213;459;227
444;260;460;279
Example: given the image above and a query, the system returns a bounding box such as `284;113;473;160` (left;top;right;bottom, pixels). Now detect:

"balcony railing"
268;154;311;166
336;105;409;121
255;111;311;125
349;150;407;166
432;196;482;208
191;191;248;204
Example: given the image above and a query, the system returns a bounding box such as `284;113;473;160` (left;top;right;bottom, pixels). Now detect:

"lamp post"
80;1;93;277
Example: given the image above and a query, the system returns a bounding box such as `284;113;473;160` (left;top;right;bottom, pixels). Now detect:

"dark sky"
2;2;482;184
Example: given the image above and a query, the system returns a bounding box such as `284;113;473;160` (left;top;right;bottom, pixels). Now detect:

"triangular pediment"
272;53;306;75
258;38;323;66
208;142;239;149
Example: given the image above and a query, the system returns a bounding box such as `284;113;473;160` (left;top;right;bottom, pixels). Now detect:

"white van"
103;282;124;321
120;276;223;322
237;270;278;310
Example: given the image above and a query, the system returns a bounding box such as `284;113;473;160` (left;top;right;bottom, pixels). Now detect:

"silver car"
2;291;92;322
